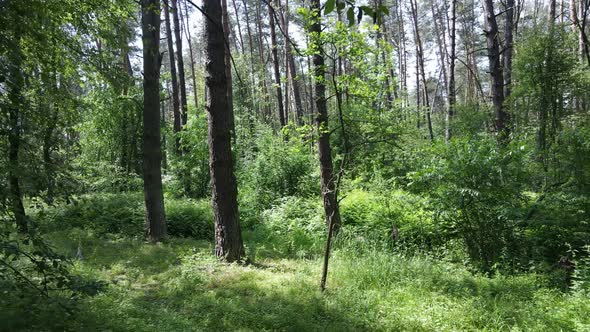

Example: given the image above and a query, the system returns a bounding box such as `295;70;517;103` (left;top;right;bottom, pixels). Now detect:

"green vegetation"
2;0;590;330
4;210;590;331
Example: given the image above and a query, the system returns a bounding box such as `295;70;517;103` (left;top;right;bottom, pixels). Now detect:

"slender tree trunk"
164;1;181;154
446;0;456;142
242;0;258;116
7;32;27;233
483;0;510;142
410;0;434;141
43;100;58;204
431;0;448;97
311;0;341;232
141;0;167;242
503;0;515;100
255;0;272;120
309;0;342;291
204;0;244;262
172;0;189;126
231;0;244;53
269;1;285;127
221;0;236;138
279;0;303;124
181;0;199;112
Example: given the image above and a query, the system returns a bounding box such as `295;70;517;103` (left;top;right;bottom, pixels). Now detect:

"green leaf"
324;0;335;15
346;7;355;26
360;5;374;17
379;5;389;15
337;1;346;11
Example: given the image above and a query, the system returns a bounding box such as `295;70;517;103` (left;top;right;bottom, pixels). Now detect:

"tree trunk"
7;32;27;233
483;0;510;142
310;0;341;292
221;0;236;138
255;0;271;120
446;0;456;142
204;0;244;262
181;0;199;112
279;0;304;124
141;0;167;242
410;0;434;141
164;1;181;154
309;0;341;232
269;1;286;127
503;0;515;100
172;0;189;126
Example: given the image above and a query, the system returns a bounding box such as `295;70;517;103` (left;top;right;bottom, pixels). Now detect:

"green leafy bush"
240;128;319;213
407;136;528;272
246;196;325;259
35;193;213;240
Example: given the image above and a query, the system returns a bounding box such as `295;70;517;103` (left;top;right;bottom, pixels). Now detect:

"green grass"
3;229;589;332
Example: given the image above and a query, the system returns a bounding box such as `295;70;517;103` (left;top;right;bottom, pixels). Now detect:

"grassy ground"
3;229;589;332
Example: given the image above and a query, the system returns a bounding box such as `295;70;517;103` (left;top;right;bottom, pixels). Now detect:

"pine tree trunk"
446;0;456;142
483;0;510;142
164;1;181;154
181;0;199;112
204;0;244;262
269;1;285;127
172;0;188;126
141;0;167;242
7;32;27;233
410;0;434;141
221;0;236;138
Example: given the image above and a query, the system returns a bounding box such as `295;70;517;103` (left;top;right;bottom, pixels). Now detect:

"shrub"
240;128;319;213
35;193;213;240
246;196;325;259
406;136;529;273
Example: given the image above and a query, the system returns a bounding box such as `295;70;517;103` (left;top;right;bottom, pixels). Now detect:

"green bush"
240;128;319;213
407;136;529;272
246;196;325;259
35;193;213;240
166;199;213;239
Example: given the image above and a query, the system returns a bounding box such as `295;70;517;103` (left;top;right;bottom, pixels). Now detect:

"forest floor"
5;227;590;331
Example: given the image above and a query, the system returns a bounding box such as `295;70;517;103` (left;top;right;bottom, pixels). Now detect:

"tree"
172;0;189;127
6;25;28;233
141;0;167;242
483;0;510;142
203;0;245;262
308;0;342;291
164;0;182;154
409;0;434;141
446;0;456;142
269;0;286;127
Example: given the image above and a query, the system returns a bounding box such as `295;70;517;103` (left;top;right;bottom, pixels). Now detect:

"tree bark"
410;0;434;141
181;0;199;112
310;0;341;292
7;31;27;233
269;1;286;127
309;0;341;232
255;0;272;120
278;0;304;124
503;0;515;100
483;0;510;142
172;0;189;126
204;0;244;262
221;0;236;138
164;1;182;154
141;0;167;242
446;0;456;142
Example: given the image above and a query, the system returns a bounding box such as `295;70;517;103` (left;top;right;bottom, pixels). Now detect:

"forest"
1;0;590;330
